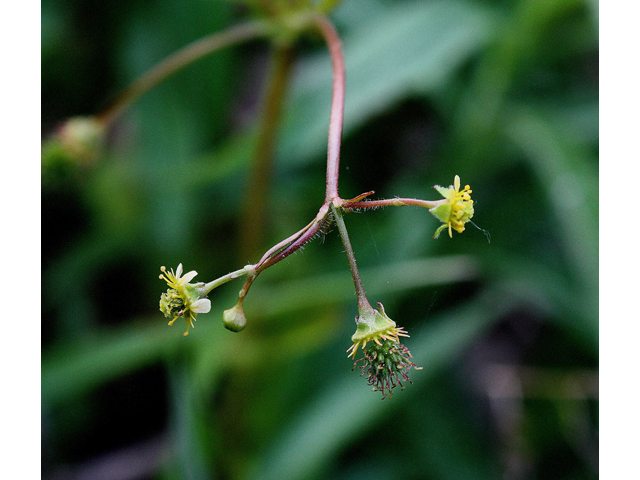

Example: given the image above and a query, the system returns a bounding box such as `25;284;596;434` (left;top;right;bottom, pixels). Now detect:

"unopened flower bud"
42;116;106;183
223;302;247;332
58;116;105;162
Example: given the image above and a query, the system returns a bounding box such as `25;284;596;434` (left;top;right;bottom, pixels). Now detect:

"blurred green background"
41;0;598;479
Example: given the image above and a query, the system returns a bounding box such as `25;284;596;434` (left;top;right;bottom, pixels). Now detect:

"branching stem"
207;14;440;315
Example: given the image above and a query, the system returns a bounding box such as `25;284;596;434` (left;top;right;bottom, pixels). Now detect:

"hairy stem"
313;15;346;203
220;15;347;305
256;204;330;272
235;16;346;285
343;197;443;211
331;204;375;315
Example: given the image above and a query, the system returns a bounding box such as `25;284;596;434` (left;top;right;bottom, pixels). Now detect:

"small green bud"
42;116;107;184
223;302;247;332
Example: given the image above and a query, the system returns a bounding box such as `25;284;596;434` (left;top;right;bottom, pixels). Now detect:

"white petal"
190;298;211;314
176;263;183;277
180;270;198;284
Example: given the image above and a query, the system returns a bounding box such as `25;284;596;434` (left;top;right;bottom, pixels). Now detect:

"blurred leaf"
167;364;214;480
482;248;597;350
451;0;590;158
253;254;480;318
505;105;598;319
42;320;183;406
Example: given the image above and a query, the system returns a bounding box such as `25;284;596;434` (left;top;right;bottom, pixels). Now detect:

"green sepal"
181;283;205;305
351;304;396;343
432;223;448;239
429;202;452;224
434;185;453;198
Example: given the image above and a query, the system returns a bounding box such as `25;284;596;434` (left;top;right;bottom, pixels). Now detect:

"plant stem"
201;266;255;296
313;15;346;203
214;15;349;307
343;197;443;211
235;15;346;280
239;44;297;260
331;204;375;315
256;204;330;272
97;20;270;127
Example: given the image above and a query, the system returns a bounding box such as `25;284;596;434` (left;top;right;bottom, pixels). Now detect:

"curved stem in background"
239;44;297;261
97;20;270;127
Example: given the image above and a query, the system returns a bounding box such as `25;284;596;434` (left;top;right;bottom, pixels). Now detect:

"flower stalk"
331;204;374;316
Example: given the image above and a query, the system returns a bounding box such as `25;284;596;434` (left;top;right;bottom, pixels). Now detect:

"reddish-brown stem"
312;16;376;315
255;205;329;272
313;15;346;204
256;217;316;267
230;15;346;302
343;197;443;211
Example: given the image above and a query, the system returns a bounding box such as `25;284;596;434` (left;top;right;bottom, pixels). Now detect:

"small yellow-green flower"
159;264;211;336
429;175;474;238
347;303;409;358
